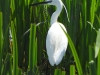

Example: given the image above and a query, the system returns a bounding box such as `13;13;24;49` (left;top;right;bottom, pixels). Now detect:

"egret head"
47;0;63;6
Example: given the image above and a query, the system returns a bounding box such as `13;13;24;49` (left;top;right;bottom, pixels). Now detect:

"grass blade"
97;50;100;75
61;26;83;75
66;33;83;75
11;21;18;75
1;53;12;75
54;69;61;75
28;24;37;74
70;65;75;75
61;71;66;75
89;45;96;75
0;12;3;75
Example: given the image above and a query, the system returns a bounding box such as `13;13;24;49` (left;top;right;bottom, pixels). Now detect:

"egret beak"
30;1;52;6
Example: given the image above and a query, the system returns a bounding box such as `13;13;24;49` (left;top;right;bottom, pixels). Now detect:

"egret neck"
50;0;63;25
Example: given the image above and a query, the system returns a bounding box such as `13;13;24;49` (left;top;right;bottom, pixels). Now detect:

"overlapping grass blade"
90;0;96;24
11;21;18;75
54;69;61;75
0;12;3;75
97;51;100;75
70;65;75;75
61;71;66;75
61;26;83;75
66;33;83;75
1;53;12;75
54;69;66;75
28;24;37;74
89;45;96;75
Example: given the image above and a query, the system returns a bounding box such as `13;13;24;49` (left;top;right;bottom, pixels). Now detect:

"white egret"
30;0;69;66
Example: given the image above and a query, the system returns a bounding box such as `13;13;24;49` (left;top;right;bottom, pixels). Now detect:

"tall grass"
0;0;100;75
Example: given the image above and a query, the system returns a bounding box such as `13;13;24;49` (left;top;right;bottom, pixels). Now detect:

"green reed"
0;0;100;75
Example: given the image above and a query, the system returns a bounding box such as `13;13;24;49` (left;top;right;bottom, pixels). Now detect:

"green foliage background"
0;0;100;75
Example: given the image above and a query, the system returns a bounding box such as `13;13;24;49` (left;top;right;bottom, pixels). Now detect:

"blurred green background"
0;0;100;75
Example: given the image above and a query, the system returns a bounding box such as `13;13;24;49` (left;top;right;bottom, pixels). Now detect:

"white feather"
46;22;68;66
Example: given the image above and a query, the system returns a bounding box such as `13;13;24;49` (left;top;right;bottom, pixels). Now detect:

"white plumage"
46;22;68;66
46;0;68;66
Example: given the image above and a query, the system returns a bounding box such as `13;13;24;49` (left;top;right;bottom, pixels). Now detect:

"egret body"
30;0;68;66
46;0;68;66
